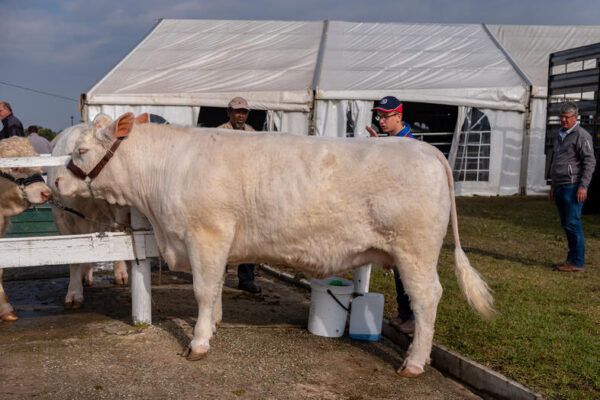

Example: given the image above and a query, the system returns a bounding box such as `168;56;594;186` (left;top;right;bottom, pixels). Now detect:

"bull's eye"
78;148;89;156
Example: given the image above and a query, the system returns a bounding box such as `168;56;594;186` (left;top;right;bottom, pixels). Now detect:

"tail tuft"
454;247;495;319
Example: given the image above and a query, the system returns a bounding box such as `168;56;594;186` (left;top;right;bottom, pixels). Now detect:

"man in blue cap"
366;96;415;334
366;96;413;138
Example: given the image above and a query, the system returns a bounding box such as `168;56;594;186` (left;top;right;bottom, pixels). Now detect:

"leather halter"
0;171;45;186
67;136;126;181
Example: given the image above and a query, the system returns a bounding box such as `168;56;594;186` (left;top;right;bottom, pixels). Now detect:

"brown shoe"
397;319;415;334
553;261;585;272
389;317;404;330
390;317;415;334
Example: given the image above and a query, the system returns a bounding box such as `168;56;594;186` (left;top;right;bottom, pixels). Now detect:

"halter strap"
0;171;45;186
67;136;126;181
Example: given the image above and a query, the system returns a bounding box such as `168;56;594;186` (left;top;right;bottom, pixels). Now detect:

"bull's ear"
95;112;135;142
92;113;113;129
135;113;149;124
114;112;135;138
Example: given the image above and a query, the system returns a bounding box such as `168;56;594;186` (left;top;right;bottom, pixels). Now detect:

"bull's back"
166;131;451;265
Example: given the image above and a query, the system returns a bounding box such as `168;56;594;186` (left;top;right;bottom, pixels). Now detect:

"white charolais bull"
0;137;52;321
48;115;129;310
53;112;494;377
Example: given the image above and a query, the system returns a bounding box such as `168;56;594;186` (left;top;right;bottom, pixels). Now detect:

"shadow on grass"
443;243;545;267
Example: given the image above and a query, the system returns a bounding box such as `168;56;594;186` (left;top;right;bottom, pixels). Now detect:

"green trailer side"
6;204;59;237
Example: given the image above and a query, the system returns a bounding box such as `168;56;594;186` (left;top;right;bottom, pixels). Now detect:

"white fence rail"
0;155;157;325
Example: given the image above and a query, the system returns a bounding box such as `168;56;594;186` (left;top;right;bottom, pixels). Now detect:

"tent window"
453;108;491;182
197;106;267;130
369;102;458;157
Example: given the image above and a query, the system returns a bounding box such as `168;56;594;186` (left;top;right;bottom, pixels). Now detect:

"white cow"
0;137;52;321
53;113;494;377
48;116;129;310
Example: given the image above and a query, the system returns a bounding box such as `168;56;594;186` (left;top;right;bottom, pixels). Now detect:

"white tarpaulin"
86;19;324;113
488;24;600;96
487;24;600;194
316;22;528;110
81;19;600;196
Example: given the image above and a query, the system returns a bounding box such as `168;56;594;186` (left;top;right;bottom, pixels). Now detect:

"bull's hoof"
180;346;208;361
1;311;18;321
397;365;424;378
114;275;128;286
64;300;83;310
402;351;431;365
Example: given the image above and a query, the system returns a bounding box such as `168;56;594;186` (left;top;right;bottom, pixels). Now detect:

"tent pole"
310;20;329;136
518;86;534;195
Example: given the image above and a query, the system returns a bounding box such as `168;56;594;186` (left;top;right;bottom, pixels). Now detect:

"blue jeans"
554;184;585;267
394;270;414;321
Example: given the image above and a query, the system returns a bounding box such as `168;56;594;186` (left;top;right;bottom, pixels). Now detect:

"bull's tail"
435;152;495;319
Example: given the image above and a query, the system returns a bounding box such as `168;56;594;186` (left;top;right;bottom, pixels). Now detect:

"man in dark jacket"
549;102;596;272
0;102;25;139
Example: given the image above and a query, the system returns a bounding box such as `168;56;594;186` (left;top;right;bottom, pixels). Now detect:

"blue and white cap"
372;96;403;113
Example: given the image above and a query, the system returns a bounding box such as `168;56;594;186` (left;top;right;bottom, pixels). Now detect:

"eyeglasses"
374;113;400;121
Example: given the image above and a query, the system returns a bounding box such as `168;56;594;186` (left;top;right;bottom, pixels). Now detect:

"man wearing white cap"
219;97;255;132
219;97;261;294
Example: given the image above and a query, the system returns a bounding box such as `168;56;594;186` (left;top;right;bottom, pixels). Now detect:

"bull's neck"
96;128;171;215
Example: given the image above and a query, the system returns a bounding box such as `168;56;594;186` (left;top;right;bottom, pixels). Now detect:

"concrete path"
0;268;479;399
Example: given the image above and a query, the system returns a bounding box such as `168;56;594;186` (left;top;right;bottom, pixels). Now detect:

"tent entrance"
197;106;267;131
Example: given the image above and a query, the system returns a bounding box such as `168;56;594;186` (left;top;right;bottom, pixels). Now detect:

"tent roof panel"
316;21;527;105
87;19;324;109
487;24;600;90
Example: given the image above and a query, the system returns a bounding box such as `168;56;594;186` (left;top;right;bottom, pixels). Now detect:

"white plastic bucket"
352;265;371;295
308;277;354;338
349;292;384;341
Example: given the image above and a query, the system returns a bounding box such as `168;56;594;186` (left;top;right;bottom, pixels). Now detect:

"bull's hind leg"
212;272;225;332
65;264;89;309
181;229;232;361
392;244;443;377
113;261;128;286
0;268;18;321
82;263;94;286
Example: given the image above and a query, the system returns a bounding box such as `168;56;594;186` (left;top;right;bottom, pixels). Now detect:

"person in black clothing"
0;102;25;139
218;97;261;294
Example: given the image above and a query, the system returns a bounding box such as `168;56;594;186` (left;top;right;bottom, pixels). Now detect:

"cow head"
53;113;132;199
0;137;52;211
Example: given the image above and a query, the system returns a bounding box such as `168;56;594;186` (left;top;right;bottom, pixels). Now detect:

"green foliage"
373;196;600;399
38;126;57;142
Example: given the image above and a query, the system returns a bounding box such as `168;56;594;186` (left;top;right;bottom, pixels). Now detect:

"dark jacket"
550;124;596;189
0;114;25;139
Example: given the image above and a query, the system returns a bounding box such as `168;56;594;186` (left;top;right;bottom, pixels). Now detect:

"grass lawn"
366;196;600;399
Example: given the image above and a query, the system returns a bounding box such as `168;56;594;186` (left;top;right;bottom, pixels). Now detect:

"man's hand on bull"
366;126;379;137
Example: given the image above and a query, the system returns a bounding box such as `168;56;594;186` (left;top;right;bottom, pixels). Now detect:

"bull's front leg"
181;229;231;361
0;268;18;321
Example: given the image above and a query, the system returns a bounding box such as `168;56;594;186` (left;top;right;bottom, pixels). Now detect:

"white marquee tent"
81;19;600;196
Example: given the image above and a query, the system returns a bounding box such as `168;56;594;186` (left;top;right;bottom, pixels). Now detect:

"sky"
1;0;599;133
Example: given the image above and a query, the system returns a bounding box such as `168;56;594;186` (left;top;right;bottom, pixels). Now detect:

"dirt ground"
0;267;480;400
